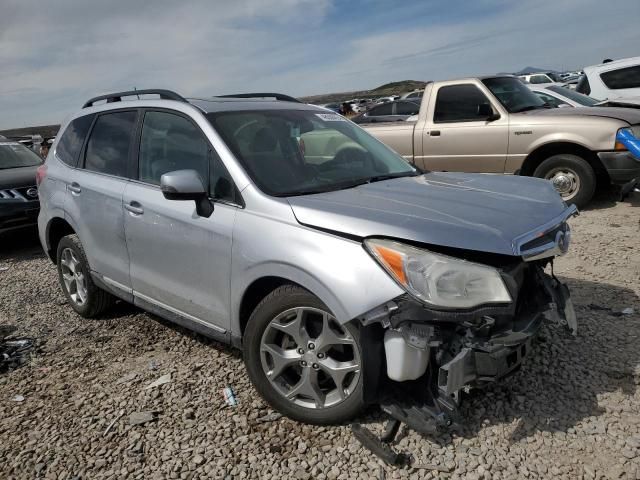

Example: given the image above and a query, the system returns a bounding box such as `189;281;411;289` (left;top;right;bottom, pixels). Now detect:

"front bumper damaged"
353;265;576;464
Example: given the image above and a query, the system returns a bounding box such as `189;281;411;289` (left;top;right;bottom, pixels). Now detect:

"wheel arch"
45;217;76;263
519;141;608;180
235;266;363;339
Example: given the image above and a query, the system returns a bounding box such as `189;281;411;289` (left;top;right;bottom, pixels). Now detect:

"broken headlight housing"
365;239;512;309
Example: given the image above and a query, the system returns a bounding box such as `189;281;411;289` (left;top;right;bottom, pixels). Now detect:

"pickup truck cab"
362;76;640;207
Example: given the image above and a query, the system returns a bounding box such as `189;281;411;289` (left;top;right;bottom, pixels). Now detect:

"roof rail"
217;93;301;103
82;89;187;108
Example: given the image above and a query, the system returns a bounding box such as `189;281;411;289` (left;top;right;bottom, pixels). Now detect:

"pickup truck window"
208;109;417;197
482;77;547;113
434;85;490;123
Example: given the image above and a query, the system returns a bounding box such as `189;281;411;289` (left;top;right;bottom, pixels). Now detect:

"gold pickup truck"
361;76;640;207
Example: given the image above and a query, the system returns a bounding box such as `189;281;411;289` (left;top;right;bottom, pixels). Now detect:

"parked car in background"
577;56;640;100
529;84;640;109
400;90;424;100
320;103;341;113
361;76;640;207
0;135;42;235
528;85;600;108
38;89;578;433
351;100;420;124
518;73;557;85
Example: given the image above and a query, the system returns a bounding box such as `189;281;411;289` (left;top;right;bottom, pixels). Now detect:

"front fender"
230;209;403;336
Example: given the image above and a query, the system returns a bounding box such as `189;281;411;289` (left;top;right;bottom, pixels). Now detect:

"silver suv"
38;89;577;432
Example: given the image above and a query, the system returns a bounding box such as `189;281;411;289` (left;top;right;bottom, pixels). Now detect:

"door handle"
429;130;441;136
125;201;144;215
68;182;81;194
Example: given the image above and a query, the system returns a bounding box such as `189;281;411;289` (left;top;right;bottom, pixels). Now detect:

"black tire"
533;153;596;208
56;234;114;318
243;285;364;425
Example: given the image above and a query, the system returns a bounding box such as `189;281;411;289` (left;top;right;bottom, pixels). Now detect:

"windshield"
546;86;599;106
0;142;43;169
207;109;418;196
482;77;547;113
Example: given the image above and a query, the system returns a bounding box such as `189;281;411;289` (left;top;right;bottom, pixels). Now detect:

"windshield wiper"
286;171;420;196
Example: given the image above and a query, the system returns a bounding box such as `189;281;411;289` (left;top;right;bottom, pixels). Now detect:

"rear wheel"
56;234;114;318
243;285;364;424
533;154;596;208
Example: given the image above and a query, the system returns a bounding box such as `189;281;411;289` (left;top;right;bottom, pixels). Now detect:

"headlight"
365;239;512;309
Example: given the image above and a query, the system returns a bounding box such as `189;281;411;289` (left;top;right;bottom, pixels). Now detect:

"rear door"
123;109;237;331
421;83;508;173
66;110;138;290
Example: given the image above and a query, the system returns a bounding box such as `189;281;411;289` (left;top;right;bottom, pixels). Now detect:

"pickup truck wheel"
533;154;596;208
243;285;364;425
56;234;114;318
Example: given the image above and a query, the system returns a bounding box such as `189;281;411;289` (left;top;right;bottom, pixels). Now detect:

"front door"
421;83;508;173
123;110;237;331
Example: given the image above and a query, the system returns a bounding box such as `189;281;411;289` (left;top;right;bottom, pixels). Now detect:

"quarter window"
138;111;209;185
434;85;491;123
210;152;240;204
600;65;640;90
85;111;137;177
56;114;95;167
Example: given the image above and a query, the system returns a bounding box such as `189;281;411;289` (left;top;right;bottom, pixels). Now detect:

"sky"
1;0;639;130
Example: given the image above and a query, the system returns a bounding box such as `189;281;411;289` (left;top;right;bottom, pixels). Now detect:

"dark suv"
0;136;42;235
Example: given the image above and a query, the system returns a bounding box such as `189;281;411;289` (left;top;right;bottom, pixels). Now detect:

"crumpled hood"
288;172;570;256
529;106;640;125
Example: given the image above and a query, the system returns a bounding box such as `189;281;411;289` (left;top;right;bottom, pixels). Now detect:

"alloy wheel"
259;307;361;409
60;247;88;306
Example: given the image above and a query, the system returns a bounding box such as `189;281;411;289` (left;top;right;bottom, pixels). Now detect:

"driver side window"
434;85;491;123
138;111;209;186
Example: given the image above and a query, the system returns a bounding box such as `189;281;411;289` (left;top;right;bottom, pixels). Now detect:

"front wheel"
533;154;596;208
243;285;364;424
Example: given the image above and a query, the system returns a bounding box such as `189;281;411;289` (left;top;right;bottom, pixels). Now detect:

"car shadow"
393;275;640;448
0;228;43;261
583;184;639;211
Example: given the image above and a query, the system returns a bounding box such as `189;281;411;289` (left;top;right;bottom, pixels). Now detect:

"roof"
584;56;640;72
79;89;321;115
187;97;322;114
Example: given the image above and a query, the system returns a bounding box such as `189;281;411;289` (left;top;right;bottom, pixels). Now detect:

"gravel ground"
1;191;639;480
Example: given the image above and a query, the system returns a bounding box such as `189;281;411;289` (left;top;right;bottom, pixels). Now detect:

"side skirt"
91;272;238;347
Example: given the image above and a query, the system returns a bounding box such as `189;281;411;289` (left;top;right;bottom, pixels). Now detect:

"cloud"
0;0;638;129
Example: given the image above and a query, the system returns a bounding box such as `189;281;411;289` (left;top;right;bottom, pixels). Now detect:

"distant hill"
514;66;558;75
300;80;429;105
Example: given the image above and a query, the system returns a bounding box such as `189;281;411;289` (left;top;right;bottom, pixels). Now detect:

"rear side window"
600;65;640;90
396;101;420;115
56;114;94;166
84;111;137;177
434;85;490;123
138;111;209;185
369;103;392;116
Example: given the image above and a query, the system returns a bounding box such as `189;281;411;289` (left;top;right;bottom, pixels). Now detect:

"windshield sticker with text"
315;113;347;122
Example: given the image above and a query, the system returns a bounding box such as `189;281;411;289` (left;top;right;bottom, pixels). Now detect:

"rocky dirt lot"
1;191;639;480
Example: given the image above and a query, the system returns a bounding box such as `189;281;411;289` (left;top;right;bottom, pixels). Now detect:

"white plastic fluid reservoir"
384;329;429;382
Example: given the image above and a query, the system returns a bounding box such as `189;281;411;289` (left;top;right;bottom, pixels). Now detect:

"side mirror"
478;103;500;121
160;169;213;218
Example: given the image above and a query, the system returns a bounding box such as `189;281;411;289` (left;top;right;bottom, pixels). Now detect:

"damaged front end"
353;221;577;463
